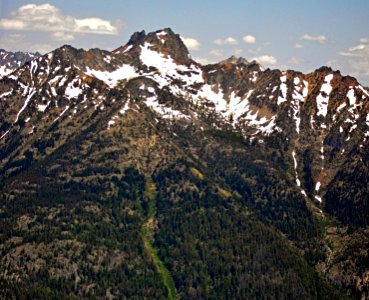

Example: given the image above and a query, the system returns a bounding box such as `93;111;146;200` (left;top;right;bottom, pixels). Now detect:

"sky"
1;0;369;85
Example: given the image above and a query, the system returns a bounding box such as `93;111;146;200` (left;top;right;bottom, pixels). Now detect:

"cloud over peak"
252;55;277;65
339;44;369;57
0;3;121;39
181;37;200;51
242;35;256;44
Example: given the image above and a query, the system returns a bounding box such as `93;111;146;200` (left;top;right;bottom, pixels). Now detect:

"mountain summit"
0;28;369;299
114;28;192;65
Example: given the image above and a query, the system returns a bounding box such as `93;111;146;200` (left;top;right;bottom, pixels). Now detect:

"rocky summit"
0;28;369;299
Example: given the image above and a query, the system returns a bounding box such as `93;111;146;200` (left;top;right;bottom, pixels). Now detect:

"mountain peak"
222;55;249;65
127;30;147;46
2;27;369;299
115;28;192;65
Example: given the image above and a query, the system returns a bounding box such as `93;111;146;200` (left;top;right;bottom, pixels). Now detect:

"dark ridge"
315;66;334;73
222;56;250;65
127;30;147;45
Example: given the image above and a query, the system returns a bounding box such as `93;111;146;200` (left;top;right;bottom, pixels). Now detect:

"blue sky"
1;0;369;85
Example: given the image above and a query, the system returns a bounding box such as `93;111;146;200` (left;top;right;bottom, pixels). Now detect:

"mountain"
0;49;41;78
0;28;368;299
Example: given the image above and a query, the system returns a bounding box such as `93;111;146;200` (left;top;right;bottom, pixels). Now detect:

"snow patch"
48;75;63;85
140;42;203;88
103;55;112;64
144;95;189;120
122;45;133;54
336;102;346;113
50;86;57;97
0;65;12;78
30;60;38;76
119;101;130;115
347;88;356;106
292;150;298;170
349;124;357;133
37;101;50;112
277;75;288;105
64;79;83;99
292;150;301;187
291;78;308;134
28;126;35;134
316;74;334;117
53;105;70;122
156;31;167;43
85;65;138;88
357;85;369;97
193;85;280;135
251;71;258;82
0;129;10;140
107;119;116;129
0;89;13;98
15;90;36;123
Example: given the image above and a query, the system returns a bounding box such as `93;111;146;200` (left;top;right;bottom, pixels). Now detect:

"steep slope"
1;28;368;299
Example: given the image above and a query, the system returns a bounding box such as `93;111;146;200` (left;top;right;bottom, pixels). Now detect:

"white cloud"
242;35;256;44
252;55;277;65
210;49;224;57
300;34;327;44
180;37;200;51
337;39;369;84
295;43;303;49
0;3;121;35
339;44;369;57
213;37;238;45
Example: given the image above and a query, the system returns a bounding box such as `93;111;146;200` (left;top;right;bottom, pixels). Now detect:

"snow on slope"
139;42;203;87
85;65;139;88
316;74;334;117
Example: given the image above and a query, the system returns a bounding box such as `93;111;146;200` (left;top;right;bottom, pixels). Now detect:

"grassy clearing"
141;177;176;300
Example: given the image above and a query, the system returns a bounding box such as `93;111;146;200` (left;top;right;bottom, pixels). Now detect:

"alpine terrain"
1;28;369;299
0;49;41;79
